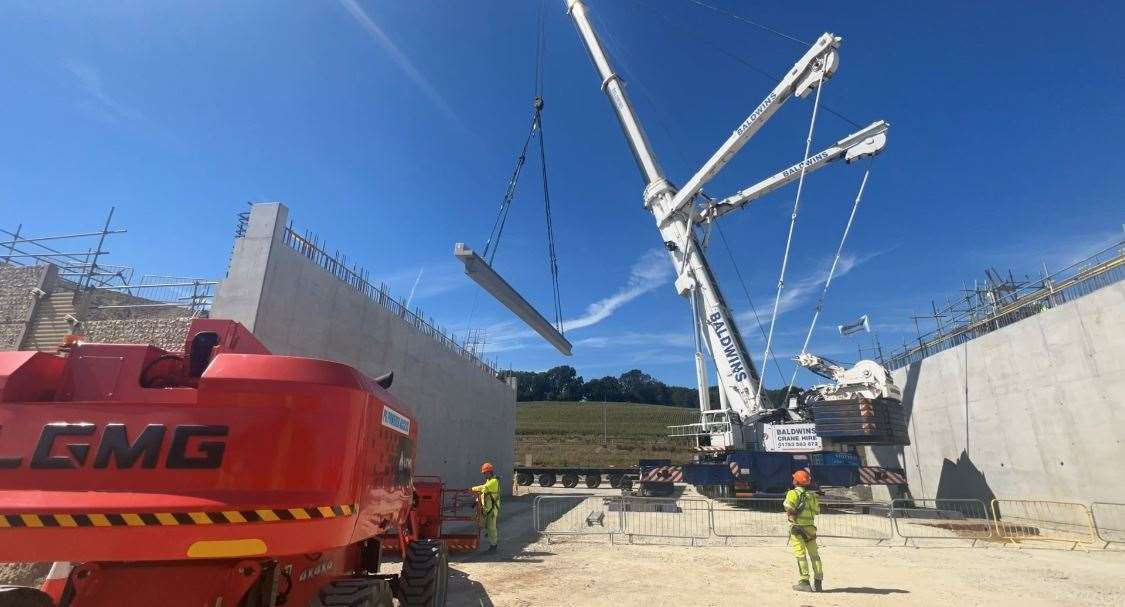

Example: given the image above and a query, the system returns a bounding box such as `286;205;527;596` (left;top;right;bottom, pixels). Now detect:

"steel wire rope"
783;160;874;399
756;69;825;405
626;0;861;129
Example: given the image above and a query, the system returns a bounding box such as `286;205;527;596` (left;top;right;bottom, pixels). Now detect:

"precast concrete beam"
454;243;572;356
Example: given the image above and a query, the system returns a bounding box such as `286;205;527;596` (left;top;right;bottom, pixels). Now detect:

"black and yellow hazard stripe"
0;504;356;529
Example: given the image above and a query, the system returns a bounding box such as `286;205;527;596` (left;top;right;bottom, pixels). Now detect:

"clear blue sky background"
2;1;1122;388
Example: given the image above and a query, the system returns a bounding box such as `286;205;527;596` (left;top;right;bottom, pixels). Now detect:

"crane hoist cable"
471;0;565;335
784;160;874;399
756;69;826;405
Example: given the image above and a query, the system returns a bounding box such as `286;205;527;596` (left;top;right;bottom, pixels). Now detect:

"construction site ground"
413;487;1125;607
4;487;1121;606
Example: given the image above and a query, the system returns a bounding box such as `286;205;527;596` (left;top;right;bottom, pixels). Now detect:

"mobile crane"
0;319;473;606
565;0;891;445
563;0;907;491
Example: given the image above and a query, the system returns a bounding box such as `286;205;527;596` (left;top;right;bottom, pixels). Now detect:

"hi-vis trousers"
789;525;823;582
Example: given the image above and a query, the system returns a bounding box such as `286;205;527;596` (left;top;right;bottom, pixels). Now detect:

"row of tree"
501;366;800;408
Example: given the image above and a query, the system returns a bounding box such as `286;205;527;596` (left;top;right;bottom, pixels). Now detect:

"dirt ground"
433;491;1125;607
5;490;1121;606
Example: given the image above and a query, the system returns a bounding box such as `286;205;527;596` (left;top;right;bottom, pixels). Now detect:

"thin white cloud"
562;248;672;332
383;262;467;302
63;59;143;124
336;0;461;126
462;249;675;355
736;250;879;326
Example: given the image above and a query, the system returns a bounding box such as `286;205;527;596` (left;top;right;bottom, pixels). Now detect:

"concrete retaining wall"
212;203;515;490
866;280;1125;503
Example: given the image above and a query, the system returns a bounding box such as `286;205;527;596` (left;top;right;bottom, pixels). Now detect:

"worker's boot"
813;579;823;592
486;544;498;553
792;580;813;592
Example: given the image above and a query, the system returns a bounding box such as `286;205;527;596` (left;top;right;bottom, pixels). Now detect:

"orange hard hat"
481;462;494;474
792;469;812;486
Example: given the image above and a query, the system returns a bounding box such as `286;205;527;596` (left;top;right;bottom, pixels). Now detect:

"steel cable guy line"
627;0;862;129
784;161;873;399
684;0;809;47
756;70;825;405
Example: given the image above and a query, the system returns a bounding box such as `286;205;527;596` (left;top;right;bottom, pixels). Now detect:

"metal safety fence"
991;499;1098;547
532;495;1123;549
534;495;624;540
620;498;711;541
1089;502;1125;548
891;498;993;544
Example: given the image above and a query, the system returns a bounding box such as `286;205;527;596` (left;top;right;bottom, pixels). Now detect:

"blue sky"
2;1;1122;388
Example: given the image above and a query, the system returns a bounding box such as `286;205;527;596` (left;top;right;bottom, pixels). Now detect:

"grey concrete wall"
866;280;1125;503
213;203;515;490
0;264;51;350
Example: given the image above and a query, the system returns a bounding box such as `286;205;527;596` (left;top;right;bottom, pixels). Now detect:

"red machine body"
0;319;466;606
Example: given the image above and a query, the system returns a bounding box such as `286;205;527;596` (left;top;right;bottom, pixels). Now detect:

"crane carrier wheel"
397;539;450;606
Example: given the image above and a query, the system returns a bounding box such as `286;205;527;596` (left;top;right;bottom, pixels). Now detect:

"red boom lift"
0;319;476;606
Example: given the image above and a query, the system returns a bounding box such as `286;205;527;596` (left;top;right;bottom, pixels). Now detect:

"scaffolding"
885;238;1125;369
2;209;216;316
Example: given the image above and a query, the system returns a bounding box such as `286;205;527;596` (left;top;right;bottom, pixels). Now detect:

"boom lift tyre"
311;578;395;607
398;540;450;607
584;475;602;489
538;473;557;487
561;473;580;488
0;586;53;607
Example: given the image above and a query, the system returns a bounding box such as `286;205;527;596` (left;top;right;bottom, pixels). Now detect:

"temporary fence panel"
709;498;892;542
534;495;623;537
890;498;992;541
991;499;1098;546
1090;502;1125;547
620;497;711;540
813;501;894;542
710;498;791;538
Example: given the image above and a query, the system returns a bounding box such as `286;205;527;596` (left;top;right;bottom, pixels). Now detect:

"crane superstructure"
563;0;889;453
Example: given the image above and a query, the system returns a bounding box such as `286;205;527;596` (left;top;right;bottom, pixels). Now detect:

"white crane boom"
564;0;886;450
654;33;841;226
702;121;888;222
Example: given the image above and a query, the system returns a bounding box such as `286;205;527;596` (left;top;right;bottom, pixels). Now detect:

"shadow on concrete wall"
934;451;997;506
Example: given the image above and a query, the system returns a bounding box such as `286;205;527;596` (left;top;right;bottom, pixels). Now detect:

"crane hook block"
454;243;573;356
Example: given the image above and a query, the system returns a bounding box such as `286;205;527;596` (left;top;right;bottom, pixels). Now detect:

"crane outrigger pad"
454;242;572;356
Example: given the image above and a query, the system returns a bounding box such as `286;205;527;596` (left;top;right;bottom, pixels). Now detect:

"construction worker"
471;462;500;552
785;469;823;592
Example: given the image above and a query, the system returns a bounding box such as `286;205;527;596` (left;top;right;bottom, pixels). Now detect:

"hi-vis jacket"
473;477;501;516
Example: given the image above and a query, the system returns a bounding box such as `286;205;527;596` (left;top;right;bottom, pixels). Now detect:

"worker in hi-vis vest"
785;469;823;592
471;462;501;552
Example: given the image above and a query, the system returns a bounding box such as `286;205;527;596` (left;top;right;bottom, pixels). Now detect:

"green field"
515;401;699;467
